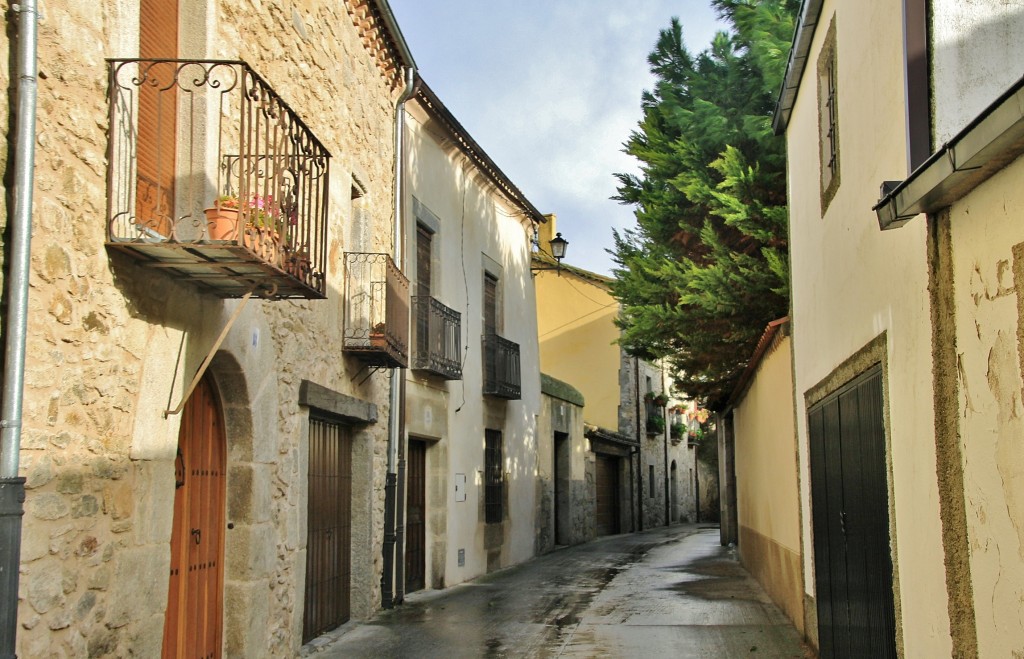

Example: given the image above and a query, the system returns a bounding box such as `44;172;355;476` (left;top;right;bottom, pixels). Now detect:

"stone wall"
13;1;402;655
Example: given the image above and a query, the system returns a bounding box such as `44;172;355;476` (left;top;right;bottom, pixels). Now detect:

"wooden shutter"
137;0;178;237
303;418;353;642
416;225;432;299
483;273;497;337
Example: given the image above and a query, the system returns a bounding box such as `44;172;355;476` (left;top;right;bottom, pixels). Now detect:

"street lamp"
531;232;569;275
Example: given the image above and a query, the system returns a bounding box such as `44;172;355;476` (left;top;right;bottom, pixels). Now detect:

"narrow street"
313;526;810;658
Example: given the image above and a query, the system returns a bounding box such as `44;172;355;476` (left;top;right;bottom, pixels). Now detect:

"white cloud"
390;0;728;274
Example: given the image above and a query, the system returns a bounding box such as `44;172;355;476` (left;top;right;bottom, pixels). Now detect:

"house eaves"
584;424;639;448
724;317;790;410
350;1;416;86
530;253;614;288
772;0;825;135
874;74;1024;230
414;81;547;226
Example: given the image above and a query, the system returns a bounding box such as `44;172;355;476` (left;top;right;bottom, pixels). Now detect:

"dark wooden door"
303;418;352;643
163;374;225;659
553;432;569;545
809;367;896;658
595;455;620;536
405;440;426;593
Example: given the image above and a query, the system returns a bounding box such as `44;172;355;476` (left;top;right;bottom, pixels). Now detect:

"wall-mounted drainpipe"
382;66;415;610
0;1;38;654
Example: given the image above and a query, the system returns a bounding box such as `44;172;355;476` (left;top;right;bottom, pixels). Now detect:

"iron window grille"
484;429;503;524
482;334;521;400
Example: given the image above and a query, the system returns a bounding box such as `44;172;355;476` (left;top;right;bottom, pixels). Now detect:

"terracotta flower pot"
204;207;240;241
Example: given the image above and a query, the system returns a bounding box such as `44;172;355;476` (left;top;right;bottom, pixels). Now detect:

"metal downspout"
0;1;38;654
382;66;415;610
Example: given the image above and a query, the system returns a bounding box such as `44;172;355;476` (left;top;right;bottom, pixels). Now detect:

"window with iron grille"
484;429;503;524
817;17;840;212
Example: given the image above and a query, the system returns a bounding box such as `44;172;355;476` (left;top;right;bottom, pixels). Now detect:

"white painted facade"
402;86;544;589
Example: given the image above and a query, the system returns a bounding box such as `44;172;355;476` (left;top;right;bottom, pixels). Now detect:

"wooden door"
553;432;569;545
595;455;620;536
303;418;352;643
138;0;177;237
405;440;426;593
163;374;226;659
809;367;896;658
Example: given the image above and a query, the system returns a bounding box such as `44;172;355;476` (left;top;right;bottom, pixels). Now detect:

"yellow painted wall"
534;266;620;431
733;335;803;632
948;154;1024;657
785;0;950;654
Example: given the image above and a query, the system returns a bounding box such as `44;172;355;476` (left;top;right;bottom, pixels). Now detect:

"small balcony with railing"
343;253;409;368
411;297;462;380
106;59;330;299
482;334;521;400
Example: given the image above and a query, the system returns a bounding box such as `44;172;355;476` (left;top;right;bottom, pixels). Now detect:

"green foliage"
610;0;797;405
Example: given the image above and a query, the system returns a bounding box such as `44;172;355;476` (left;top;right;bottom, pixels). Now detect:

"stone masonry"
10;1;407;655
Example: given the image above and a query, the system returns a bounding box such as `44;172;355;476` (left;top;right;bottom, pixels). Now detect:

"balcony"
411;297;462;380
343;253;409;368
482;334;521;400
105;59;330;299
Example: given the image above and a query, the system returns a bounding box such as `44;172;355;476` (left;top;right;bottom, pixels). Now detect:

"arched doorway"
163;373;226;658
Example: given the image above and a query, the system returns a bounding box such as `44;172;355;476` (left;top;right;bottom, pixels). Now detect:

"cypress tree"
611;0;797;405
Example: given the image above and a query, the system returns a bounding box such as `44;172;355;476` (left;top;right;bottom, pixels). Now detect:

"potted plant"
643;391;667;406
204;194;241;241
646;413;665;435
670;422;685;441
370;322;387;348
206;193;284;258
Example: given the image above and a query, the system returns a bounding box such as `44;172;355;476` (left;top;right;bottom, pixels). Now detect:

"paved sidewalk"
312;525;811;658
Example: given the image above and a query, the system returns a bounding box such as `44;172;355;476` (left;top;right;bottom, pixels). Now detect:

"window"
817;17;840;212
649;465;656;498
350;179;368;252
484;429;503;524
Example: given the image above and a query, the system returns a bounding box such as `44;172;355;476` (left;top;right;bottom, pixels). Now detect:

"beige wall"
947;154;1024;657
535;265;620;431
16;1;401;655
732;335;802;632
785;0;949;654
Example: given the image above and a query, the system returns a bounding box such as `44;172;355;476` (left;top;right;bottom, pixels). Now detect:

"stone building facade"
5;0;415;655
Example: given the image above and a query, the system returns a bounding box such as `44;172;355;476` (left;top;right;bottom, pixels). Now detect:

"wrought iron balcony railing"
411;296;462;380
343;253;409;368
482;333;521;400
105;59;330;299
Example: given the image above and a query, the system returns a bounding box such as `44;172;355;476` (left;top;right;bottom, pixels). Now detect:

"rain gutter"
381;65;416;610
772;0;825;135
0;0;38;654
874;74;1024;230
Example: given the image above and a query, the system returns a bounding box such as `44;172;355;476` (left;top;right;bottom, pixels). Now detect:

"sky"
387;1;729;276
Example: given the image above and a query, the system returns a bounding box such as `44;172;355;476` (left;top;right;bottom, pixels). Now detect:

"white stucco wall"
403;98;542;587
948;154;1024;658
785;1;950;654
931;1;1024;144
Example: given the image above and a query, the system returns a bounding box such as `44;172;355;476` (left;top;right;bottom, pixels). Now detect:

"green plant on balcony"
670;422;685;440
646;413;665;435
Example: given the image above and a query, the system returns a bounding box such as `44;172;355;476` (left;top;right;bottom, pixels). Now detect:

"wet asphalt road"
313;525;811;658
